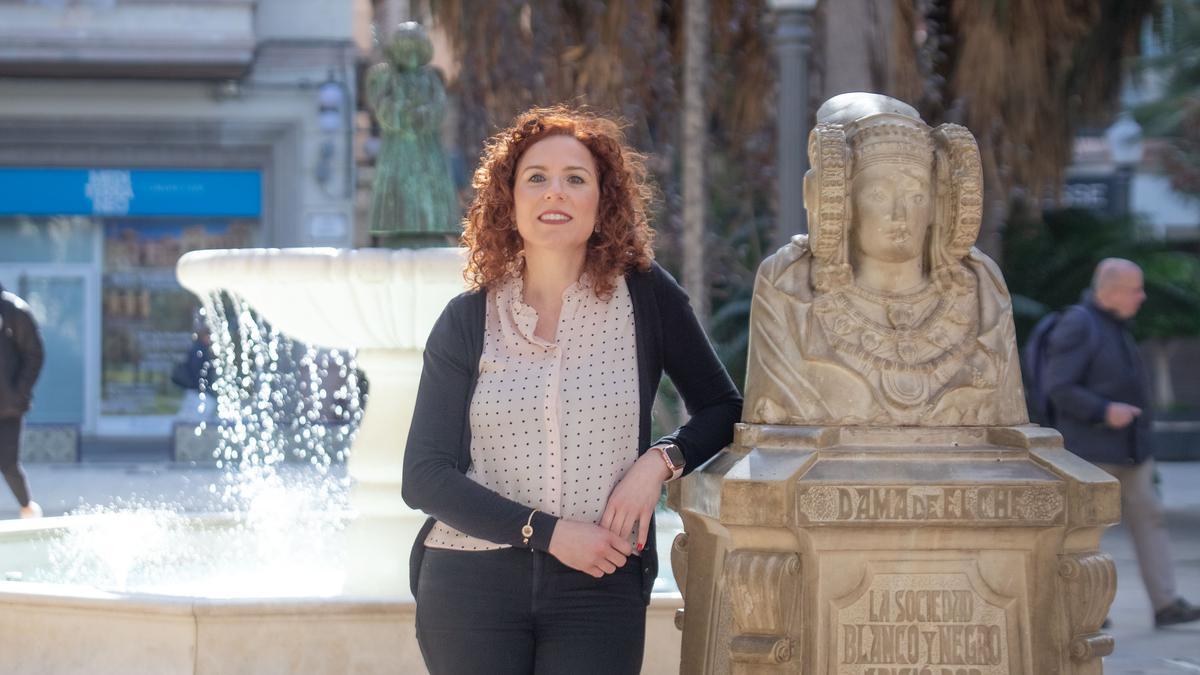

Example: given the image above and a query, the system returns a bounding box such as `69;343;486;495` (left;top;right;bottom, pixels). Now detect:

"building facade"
0;0;359;449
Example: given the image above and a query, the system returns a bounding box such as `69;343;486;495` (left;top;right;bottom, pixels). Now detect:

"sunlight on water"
28;291;364;597
32;495;349;598
200;293;362;470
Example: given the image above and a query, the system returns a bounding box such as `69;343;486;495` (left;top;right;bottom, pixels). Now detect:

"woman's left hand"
601;451;671;553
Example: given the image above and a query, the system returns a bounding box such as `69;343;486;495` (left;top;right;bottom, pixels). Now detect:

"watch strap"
654;444;685;481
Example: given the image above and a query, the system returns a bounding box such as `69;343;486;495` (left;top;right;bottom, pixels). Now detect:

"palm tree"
416;0;1162;389
890;0;1158;260
420;0;775;393
682;0;710;323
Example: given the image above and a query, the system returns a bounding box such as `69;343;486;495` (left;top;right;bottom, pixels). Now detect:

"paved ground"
1102;460;1200;673
2;453;1198;672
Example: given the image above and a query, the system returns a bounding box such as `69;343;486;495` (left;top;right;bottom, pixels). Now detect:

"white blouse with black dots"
424;273;640;551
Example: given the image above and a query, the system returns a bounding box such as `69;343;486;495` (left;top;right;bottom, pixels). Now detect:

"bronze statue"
366;22;459;244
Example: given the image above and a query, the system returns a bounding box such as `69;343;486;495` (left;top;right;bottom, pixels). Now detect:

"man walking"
1045;258;1200;628
0;283;43;518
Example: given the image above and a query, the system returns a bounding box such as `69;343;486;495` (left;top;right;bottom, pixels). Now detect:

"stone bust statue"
743;93;1027;426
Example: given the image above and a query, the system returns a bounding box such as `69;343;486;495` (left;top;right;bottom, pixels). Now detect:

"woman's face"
850;163;932;264
512;135;600;257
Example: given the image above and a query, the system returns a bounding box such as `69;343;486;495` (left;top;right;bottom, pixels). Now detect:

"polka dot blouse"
425;273;640;551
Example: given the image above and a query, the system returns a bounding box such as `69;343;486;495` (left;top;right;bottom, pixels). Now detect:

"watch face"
665;444;685;467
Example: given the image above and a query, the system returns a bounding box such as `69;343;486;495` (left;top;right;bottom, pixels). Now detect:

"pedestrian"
0;283;44;518
173;323;215;424
401;105;742;674
1045;257;1200;628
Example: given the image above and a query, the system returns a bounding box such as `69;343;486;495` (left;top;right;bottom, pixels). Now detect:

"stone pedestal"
675;92;1121;673
671;424;1119;675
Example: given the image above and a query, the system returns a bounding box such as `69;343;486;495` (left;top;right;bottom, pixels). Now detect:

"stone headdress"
803;93;983;293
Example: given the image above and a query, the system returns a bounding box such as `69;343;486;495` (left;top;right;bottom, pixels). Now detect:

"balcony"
0;0;256;79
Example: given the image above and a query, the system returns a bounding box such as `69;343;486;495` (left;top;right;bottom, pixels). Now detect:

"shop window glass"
20;275;88;425
101;219;255;417
0;216;94;264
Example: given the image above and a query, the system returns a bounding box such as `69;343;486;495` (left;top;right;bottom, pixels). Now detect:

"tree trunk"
977;133;1007;264
681;0;708;323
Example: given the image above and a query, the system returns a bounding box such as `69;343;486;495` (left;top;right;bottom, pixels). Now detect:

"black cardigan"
402;261;742;602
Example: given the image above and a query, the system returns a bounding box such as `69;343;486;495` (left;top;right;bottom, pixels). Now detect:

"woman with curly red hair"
402;106;741;674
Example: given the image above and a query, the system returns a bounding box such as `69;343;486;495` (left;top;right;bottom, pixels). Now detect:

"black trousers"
415;547;646;675
0;417;30;507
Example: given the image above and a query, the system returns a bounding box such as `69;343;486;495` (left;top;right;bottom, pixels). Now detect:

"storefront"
0;168;261;439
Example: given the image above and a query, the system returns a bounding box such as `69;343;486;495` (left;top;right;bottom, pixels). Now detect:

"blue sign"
0;168;262;217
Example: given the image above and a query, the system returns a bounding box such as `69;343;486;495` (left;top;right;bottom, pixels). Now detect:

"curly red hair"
461;105;655;298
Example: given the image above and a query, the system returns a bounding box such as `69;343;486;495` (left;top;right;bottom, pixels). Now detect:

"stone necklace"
813;276;979;408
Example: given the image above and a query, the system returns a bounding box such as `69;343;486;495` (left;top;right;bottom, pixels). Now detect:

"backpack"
1022;305;1097;425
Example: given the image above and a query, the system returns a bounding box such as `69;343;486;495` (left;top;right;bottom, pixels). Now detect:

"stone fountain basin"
0;581;421;675
175;247;466;350
0;513;685;674
173;246;471;520
0;512;425;673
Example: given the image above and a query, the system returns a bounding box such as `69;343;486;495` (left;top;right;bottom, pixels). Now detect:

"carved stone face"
850;164;932;264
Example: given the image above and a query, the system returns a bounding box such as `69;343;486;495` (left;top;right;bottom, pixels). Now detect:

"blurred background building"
0;0;360;449
0;0;1197;458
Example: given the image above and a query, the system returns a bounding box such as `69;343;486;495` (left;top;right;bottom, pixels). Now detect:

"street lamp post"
1104;111;1145;217
768;0;818;247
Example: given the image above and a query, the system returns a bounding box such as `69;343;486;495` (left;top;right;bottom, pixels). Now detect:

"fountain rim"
175;246;468;296
0;510;419;608
0;578;416;615
0;510;358;533
0;580;680;613
0;579;679;613
0;511;688;604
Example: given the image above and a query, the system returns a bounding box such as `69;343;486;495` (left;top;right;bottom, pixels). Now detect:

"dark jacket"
402;262;743;603
0;286;45;419
1045;296;1153;465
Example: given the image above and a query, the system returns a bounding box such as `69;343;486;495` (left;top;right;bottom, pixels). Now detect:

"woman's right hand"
547;519;633;578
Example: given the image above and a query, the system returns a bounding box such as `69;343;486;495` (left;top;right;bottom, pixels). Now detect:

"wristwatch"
654;443;686;481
